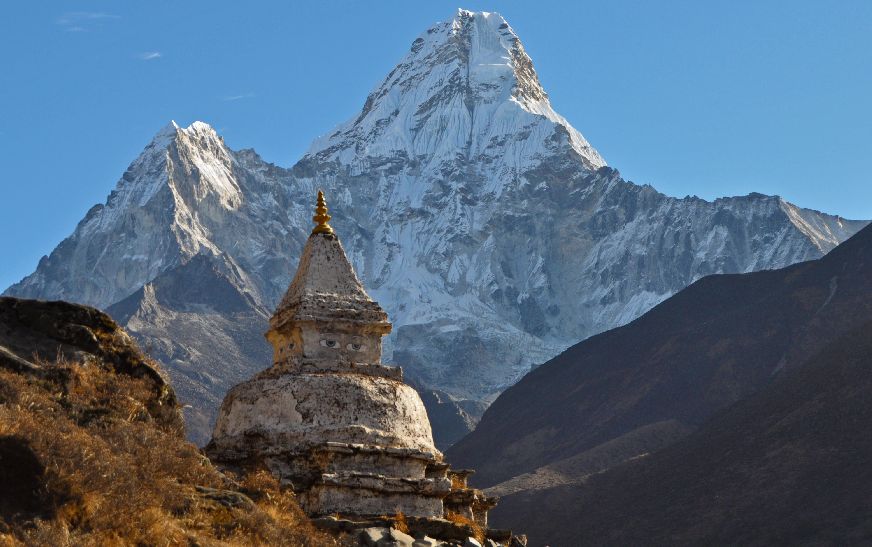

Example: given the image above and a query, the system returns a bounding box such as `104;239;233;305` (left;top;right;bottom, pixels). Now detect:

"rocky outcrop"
0;296;333;545
0;296;182;432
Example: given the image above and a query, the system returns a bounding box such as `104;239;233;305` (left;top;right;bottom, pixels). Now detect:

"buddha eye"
320;339;338;348
347;343;364;352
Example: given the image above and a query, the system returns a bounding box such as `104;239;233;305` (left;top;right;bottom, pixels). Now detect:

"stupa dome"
211;370;437;456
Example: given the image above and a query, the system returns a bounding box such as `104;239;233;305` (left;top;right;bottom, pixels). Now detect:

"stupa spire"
269;191;391;336
311;190;334;235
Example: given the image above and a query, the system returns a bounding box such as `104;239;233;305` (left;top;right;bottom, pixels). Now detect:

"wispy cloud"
56;12;119;32
222;92;256;102
138;51;162;61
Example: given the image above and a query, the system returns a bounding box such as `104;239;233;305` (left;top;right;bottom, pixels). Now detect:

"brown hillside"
0;297;332;546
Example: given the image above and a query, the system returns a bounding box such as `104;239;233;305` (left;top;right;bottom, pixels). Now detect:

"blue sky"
1;1;870;290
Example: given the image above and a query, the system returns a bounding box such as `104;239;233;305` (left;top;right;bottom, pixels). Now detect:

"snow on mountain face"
307;9;603;184
5;10;868;443
289;9;866;398
9;121;302;311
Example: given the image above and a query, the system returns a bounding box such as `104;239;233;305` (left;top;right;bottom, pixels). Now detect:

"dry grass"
445;510;485;544
392;512;408;534
0;359;334;546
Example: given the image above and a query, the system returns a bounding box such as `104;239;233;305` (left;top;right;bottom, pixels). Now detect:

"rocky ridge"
5;10;867;445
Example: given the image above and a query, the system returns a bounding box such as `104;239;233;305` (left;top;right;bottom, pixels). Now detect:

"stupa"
206;192;506;542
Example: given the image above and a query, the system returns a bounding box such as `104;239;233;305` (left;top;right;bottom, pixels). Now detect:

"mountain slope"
106;253;273;442
448;221;872;489
289;9;865;400
493;313;872;546
5;10;867;445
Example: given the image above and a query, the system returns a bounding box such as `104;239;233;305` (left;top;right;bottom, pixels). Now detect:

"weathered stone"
193;486;254;510
312;515;394;533
384;528;416;546
210;372;435;457
444;486;497;528
360;527;390;546
484;529;512;543
304;472;448;517
463;538;483;547
405;517;476;542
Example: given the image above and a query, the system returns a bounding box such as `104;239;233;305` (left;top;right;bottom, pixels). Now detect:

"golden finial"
311;190;334;235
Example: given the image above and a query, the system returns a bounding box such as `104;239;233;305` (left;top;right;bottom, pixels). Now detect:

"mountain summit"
5;10;867;445
8;121;249;309
306;9;604;174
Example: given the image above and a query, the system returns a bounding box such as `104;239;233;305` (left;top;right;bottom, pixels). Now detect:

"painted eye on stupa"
347;343;364;352
320;339;338;348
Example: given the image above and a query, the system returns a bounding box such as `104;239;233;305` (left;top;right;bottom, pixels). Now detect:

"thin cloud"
222;92;256;102
56;12;119;32
138;51;162;61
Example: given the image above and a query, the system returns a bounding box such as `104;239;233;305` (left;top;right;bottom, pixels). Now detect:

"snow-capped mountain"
6;10;866;444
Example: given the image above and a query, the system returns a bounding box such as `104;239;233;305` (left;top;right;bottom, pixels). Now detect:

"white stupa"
206;192;496;527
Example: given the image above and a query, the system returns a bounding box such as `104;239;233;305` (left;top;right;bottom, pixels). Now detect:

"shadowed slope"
449;222;872;487
493;315;872;546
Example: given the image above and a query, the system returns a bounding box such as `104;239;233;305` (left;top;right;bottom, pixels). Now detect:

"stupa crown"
272;191;389;329
267;190;390;369
311;190;334;235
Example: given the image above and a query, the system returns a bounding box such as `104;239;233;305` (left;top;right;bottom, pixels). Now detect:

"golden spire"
311;190;334;235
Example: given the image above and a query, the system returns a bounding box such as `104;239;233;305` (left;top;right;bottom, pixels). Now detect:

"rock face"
0;296;182;432
4;10;867;446
206;195;510;543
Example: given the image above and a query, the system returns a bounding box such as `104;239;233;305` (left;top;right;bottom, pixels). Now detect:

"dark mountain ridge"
493;313;872;546
449;221;872;487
